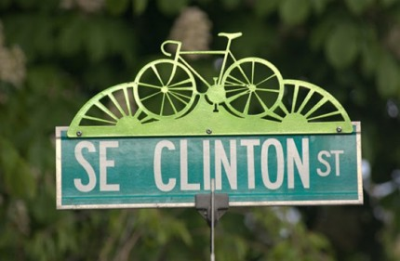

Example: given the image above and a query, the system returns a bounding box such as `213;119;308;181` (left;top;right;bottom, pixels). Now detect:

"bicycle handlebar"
161;33;242;57
161;40;182;57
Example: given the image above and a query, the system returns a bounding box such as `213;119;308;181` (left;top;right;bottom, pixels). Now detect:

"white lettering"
180;140;200;191
261;139;284;190
203;140;211;190
74;141;96;192
240;139;260;189
154;140;176;192
287;138;310;189
317;150;331;177
99;141;119;191
331;150;344;176
215;140;237;190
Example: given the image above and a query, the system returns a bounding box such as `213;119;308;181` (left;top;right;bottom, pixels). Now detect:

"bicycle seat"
218;32;242;40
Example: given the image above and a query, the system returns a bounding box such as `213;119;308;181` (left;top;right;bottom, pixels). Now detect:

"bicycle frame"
161;37;239;89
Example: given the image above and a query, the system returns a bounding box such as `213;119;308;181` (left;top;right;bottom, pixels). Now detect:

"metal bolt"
206;129;212;135
76;131;82;137
336;127;342;133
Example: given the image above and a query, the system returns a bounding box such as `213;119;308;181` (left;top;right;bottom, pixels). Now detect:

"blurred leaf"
376;53;400;98
381;0;398;7
0;138;36;199
221;0;241;10
16;0;36;9
58;16;84;56
157;0;188;15
254;0;279;17
279;0;311;25
0;1;400;260
310;0;332;14
308;231;331;249
106;0;130;15
310;17;335;50
345;0;374;15
360;26;380;76
0;0;12;9
133;0;148;15
325;22;359;69
86;21;108;62
215;235;247;261
32;17;56;58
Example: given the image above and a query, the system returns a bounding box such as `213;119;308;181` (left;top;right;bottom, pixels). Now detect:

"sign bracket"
195;179;229;261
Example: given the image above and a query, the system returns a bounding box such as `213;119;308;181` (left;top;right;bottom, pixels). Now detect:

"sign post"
56;32;362;260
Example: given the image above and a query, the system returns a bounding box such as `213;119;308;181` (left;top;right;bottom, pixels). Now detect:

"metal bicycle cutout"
135;32;283;118
67;32;353;138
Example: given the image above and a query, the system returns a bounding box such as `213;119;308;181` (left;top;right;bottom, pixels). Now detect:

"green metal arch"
67;32;353;138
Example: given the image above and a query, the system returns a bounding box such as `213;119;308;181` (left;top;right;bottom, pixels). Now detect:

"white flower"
168;7;212;60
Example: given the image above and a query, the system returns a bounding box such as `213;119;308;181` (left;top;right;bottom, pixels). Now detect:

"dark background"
1;0;400;260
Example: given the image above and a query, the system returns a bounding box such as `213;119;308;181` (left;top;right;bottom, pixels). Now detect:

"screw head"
336;127;342;133
206;129;212;135
76;131;82;137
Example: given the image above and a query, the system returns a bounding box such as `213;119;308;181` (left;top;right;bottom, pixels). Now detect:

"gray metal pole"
211;179;215;261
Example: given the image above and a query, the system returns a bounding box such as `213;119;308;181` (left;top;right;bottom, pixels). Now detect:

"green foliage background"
1;0;400;260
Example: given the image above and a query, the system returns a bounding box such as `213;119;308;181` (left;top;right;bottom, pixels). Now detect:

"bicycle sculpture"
68;32;353;137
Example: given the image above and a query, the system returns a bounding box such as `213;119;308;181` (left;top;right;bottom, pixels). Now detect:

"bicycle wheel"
268;79;352;131
134;59;197;119
221;58;284;118
67;83;144;137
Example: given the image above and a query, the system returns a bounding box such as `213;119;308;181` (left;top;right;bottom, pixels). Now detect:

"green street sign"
56;123;362;209
56;32;363;209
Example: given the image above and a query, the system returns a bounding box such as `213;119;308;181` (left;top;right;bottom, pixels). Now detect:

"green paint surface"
57;124;362;209
67;32;352;138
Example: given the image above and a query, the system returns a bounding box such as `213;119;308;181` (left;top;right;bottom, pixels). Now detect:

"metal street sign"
56;123;362;209
57;32;363;210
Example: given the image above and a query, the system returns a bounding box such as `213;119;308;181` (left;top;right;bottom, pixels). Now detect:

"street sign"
56;123;362;209
57;32;363;210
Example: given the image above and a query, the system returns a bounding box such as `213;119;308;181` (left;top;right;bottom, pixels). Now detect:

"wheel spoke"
226;90;250;103
255;73;276;86
255;88;280;93
226;74;247;86
268;111;284;121
225;86;248;93
169;91;191;105
251;60;255;84
224;80;246;87
124;87;132;116
168;86;193;91
151;64;165;86
108;93;127;117
279;102;290;116
291;83;299;113
159;93;167;116
297;90;314;114
169;90;192;101
243;93;252;114
83;115;117;125
141;91;162;102
235;64;251;84
139;114;154;124
308;111;342;121
138;82;163;89
166;93;178;115
135;61;196;119
222;59;283;118
304;97;328;118
254;91;270;112
94;102;119;121
169;78;193;88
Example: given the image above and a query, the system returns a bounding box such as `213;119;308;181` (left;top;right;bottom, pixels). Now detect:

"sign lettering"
56;124;362;209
